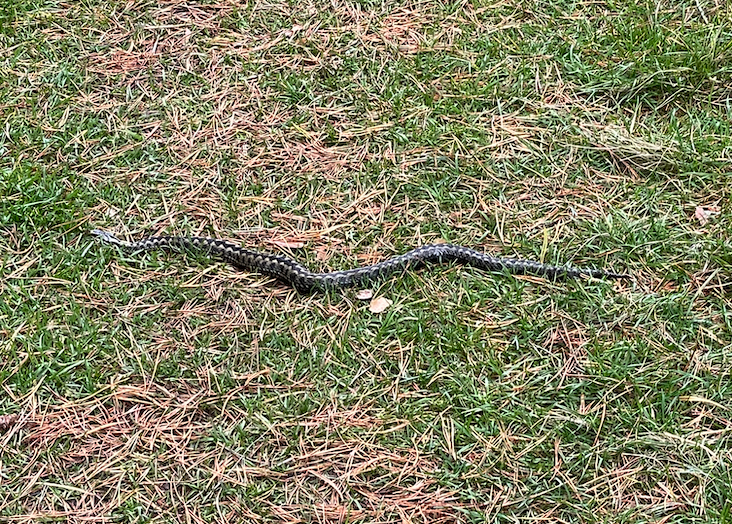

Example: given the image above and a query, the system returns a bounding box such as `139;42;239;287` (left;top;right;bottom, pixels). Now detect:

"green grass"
1;0;731;522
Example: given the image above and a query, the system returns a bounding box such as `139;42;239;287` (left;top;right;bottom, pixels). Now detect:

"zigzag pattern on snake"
91;229;629;293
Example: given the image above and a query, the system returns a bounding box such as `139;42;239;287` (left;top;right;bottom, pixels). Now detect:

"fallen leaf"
369;296;392;313
270;239;305;249
694;206;719;226
356;289;373;300
0;414;19;432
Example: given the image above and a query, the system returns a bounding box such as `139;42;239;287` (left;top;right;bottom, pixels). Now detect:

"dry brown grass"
35;0;638;244
2;381;479;523
5;372;725;522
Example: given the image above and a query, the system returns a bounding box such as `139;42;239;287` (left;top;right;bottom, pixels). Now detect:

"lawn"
1;0;731;522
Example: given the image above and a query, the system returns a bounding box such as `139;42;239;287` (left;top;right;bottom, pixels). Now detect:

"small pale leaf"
356;289;373;300
694;206;719;226
369;296;392;313
695;206;710;225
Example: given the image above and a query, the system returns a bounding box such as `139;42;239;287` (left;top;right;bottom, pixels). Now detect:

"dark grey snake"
91;229;629;293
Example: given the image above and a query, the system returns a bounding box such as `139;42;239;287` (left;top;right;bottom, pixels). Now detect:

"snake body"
91;229;629;293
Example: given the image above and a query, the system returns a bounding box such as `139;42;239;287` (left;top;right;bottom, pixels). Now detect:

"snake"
91;229;629;293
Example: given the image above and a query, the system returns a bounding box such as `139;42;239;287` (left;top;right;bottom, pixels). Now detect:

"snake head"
90;229;122;245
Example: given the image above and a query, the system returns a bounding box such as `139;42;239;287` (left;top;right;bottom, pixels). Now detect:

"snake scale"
91;229;629;293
